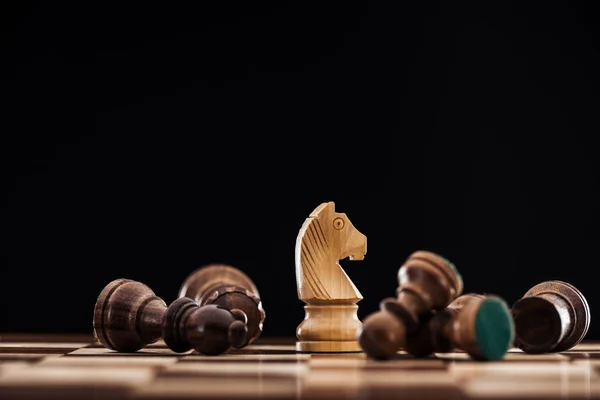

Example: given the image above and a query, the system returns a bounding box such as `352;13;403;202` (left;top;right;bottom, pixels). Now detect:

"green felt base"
474;297;515;361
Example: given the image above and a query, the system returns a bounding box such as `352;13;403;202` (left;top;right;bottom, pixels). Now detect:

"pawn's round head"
207;290;264;345
228;308;249;348
185;304;249;356
228;320;249;349
357;310;406;360
230;308;248;324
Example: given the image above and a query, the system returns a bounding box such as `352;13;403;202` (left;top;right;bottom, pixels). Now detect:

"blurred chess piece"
512;280;590;353
295;201;367;352
179;264;265;345
358;250;463;359
94;279;248;355
405;293;514;361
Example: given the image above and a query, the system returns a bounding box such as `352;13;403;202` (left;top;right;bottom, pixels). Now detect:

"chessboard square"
437;351;571;362
0;348;79;355
451;361;600;399
0;365;156;384
0;353;63;362
0;365;156;398
567;342;600;352
506;347;524;353
66;347;186;356
181;353;309;363
435;352;472;361
0;342;84;354
309;353;367;360
304;370;458;388
38;355;180;368
0;361;33;377
0;342;89;349
160;361;308;378
363;358;447;370
502;352;571;362
573;359;600;378
302;369;462;399
449;361;597;381
573;359;600;371
308;356;447;371
462;377;600;399
361;385;466;400
146;339;169;348
132;376;300;399
228;344;297;354
564;351;600;359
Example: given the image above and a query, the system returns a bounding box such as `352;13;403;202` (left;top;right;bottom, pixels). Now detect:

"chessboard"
0;334;599;400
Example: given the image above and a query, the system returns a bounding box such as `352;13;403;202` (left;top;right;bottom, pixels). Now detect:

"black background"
1;2;599;340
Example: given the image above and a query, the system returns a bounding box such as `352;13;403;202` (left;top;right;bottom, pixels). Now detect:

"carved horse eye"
333;217;345;230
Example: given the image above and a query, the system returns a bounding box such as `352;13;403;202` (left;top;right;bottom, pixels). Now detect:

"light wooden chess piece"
295;201;367;352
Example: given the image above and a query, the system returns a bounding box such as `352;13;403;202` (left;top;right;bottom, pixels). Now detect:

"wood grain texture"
406;293;514;361
294;201;367;352
512;280;590;353
178;264;265;345
93;279;248;355
93;279;165;352
2;335;600;399
358;251;463;360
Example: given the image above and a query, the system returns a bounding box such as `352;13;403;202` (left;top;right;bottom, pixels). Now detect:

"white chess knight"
295;201;367;352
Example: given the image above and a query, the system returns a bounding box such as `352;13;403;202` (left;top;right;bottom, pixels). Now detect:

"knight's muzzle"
349;235;367;260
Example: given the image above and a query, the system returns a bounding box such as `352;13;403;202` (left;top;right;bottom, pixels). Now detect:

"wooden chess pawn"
295;202;367;352
405;293;514;361
178;264;265;345
93;279;248;355
358;250;463;359
511;280;590;353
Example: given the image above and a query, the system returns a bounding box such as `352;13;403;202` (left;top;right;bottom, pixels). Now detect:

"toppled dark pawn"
405;293;514;361
512;280;590;353
179;264;265;346
163;298;247;355
358;250;463;360
93;279;248;355
358;308;407;360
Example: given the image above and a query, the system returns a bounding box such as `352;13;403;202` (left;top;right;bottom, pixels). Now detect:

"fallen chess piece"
512;280;590;353
358;250;463;359
178;263;265;346
405;293;514;361
93;278;248;355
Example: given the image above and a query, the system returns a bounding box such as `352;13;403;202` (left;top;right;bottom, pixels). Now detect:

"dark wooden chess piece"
405;293;514;361
178;264;265;345
511;280;590;353
93;278;248;355
357;250;463;360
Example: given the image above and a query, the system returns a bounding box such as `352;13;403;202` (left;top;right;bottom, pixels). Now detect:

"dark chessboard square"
564;352;600;359
66;347;184;357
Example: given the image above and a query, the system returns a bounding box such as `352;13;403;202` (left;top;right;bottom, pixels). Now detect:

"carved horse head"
295;201;367;302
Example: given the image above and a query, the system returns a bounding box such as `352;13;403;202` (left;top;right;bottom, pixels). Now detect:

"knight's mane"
295;216;331;299
298;217;330;258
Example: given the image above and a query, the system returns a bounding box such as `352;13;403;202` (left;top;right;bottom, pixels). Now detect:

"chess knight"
295;201;367;352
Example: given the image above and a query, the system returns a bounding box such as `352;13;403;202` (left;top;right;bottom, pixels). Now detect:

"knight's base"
296;340;363;353
295;304;363;353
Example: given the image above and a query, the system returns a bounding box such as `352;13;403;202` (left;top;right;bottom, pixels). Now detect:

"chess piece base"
296;304;363;353
513;280;590;353
296;340;363;352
